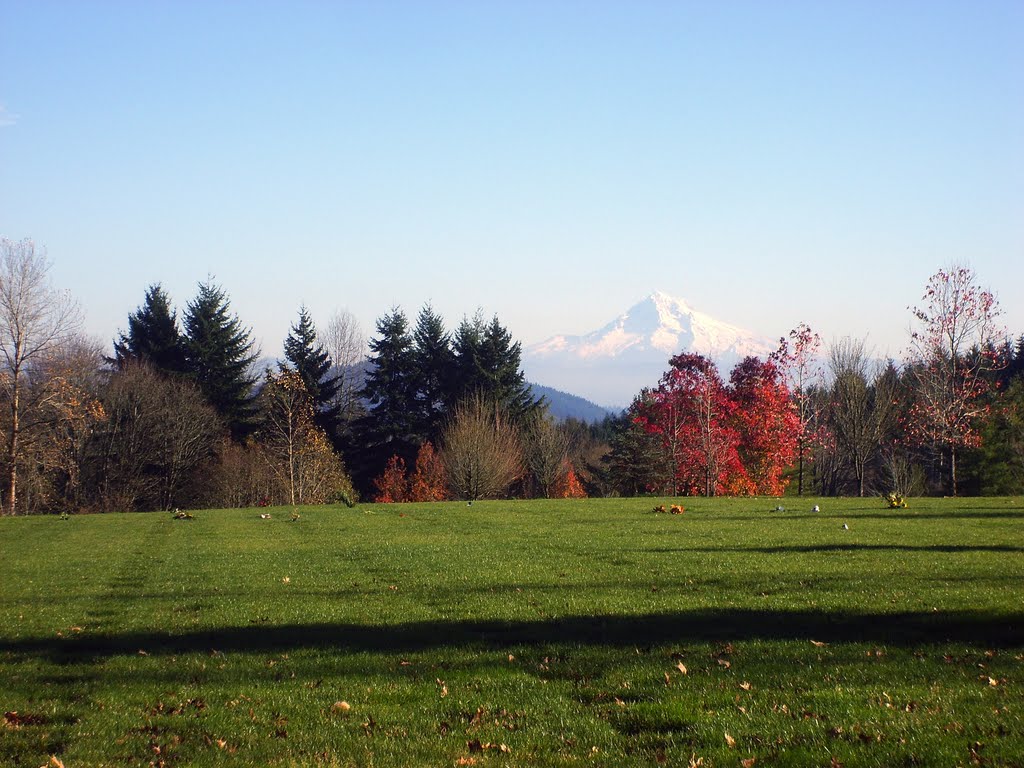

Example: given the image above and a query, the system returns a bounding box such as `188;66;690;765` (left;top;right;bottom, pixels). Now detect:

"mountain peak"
524;291;777;407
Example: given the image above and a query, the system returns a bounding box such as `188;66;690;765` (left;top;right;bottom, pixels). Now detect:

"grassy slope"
1;497;1022;767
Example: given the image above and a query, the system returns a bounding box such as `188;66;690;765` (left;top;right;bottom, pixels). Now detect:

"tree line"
1;237;1020;514
606;267;1022;498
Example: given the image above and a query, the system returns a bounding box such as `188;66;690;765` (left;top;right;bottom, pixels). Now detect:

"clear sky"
2;1;1021;364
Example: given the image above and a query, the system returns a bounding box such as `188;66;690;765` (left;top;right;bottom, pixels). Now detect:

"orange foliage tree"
374;454;409;503
408;441;448;502
552;461;587;498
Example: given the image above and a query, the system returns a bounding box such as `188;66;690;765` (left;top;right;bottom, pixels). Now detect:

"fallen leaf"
811;640;827;647
281;576;290;584
741;759;757;768
988;677;999;687
331;701;351;714
614;697;626;707
454;758;477;766
677;662;688;675
739;681;752;691
664;671;672;686
717;659;731;669
48;757;65;768
216;739;227;750
725;732;736;748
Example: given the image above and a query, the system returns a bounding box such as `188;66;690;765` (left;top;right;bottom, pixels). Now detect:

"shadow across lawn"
644;544;1024;555
4;607;1021;662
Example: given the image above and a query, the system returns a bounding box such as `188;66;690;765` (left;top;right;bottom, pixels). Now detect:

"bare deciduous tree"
525;413;569;498
0;238;82;514
828;338;898;497
92;364;220;511
442;394;523;500
323;309;367;428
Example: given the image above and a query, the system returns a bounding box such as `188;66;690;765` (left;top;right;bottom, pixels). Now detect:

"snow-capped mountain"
523;291;777;408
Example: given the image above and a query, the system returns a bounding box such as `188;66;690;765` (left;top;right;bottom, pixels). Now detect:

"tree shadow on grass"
4;608;1021;663
643;544;1024;555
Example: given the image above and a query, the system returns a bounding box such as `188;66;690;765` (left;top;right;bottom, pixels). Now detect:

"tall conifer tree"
182;281;259;439
113;284;187;374
411;304;454;444
282;306;340;435
354;309;417;489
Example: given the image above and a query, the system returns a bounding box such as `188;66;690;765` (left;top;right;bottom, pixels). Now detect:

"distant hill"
529;383;617;423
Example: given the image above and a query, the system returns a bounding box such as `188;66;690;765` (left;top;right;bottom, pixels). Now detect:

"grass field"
1;497;1022;767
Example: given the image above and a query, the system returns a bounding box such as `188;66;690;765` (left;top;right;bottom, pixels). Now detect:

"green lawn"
1;497;1022;767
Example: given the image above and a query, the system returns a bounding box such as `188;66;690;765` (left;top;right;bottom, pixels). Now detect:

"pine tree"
181;281;259;440
354;308;417;490
282;306;341;436
411;304;454;444
113;284;188;374
450;313;542;424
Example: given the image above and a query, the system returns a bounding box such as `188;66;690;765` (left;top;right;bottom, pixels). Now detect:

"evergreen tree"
606;392;673;496
112;284;188;374
282;306;340;435
450;313;542;424
354;308;417;490
411;304;454;444
450;312;487;401
181;281;259;439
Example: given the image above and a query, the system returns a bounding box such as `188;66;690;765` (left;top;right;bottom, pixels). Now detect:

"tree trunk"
950;446;958;497
797;445;804;496
7;380;19;516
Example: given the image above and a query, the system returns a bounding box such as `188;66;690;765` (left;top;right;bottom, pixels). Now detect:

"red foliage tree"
552;461;587;498
373;454;409;503
637;353;745;496
730;356;799;496
408;441;448;502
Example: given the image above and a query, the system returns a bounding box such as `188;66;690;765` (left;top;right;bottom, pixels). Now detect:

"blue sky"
1;0;1021;364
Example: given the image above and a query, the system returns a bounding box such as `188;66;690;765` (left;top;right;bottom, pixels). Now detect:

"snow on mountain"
524;291;777;408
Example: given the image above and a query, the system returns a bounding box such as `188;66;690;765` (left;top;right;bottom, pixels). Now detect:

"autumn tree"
181;281;259;440
552;462;587;498
906;266;1005;495
442;394;523;500
408;441;448;502
256;369;354;506
639;354;744;497
11;334;105;513
112;283;188;375
0;238;83;515
374;455;409;503
729;356;799;496
772;323;823;495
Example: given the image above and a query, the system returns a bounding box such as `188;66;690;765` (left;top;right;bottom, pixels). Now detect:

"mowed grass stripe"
1;497;1021;767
